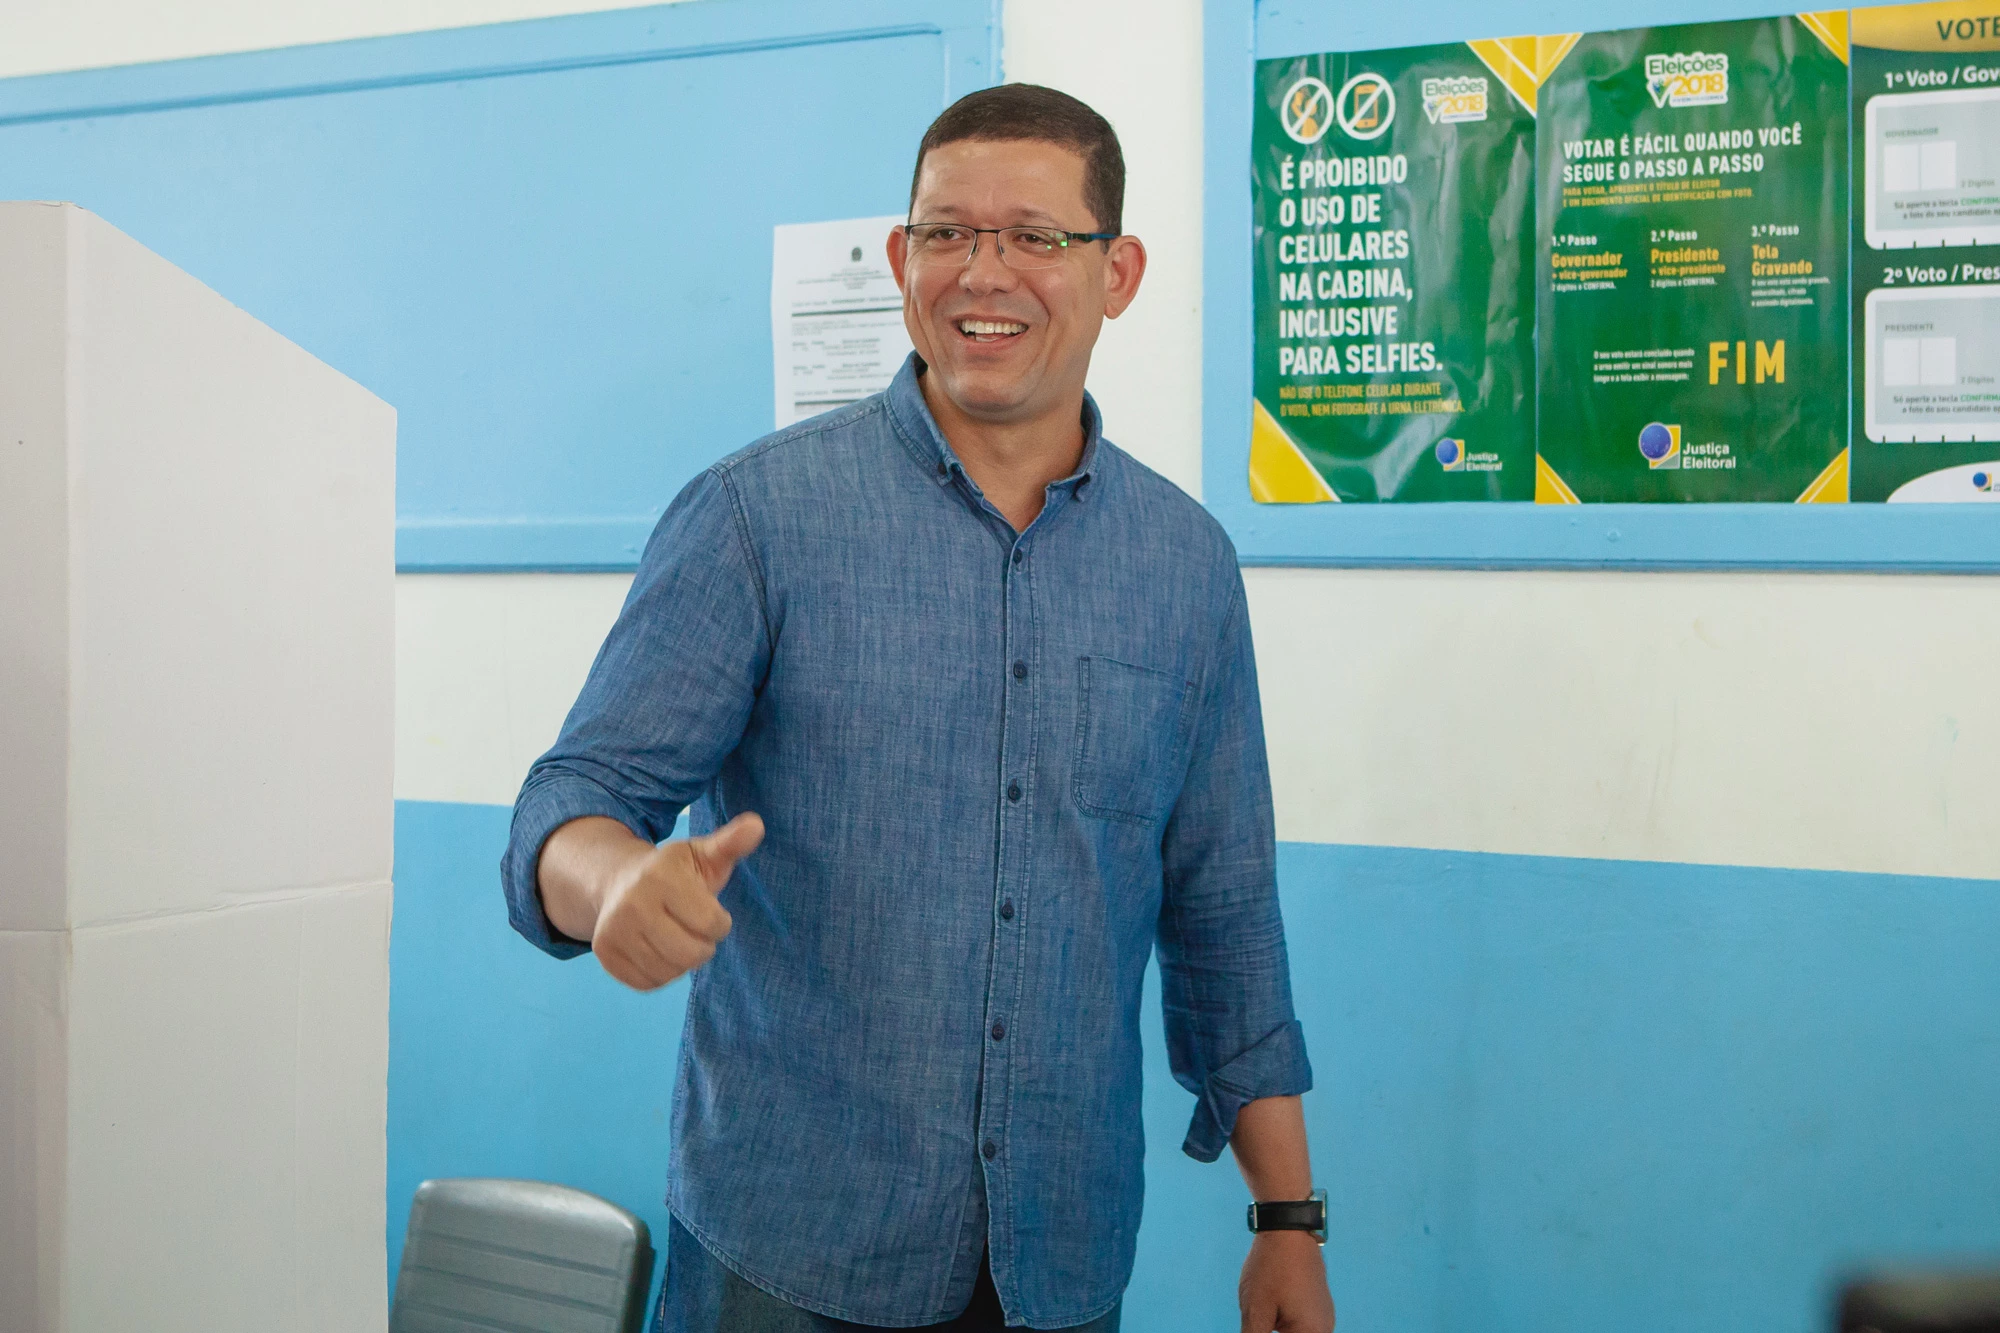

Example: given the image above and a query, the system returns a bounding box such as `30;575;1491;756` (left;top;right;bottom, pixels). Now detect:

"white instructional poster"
771;215;911;429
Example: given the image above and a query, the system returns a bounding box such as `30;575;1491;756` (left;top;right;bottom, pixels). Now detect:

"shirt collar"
886;353;1104;491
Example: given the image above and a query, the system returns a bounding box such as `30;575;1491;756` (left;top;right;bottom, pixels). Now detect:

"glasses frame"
901;222;1119;269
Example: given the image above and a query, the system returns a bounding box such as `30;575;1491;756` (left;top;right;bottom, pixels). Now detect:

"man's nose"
958;233;1017;294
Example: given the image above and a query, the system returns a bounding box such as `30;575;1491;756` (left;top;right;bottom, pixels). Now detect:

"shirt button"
1012;660;1027;680
991;1021;1006;1041
1007;781;1022;803
1011;550;1023;566
937;463;948;478
982;1140;999;1161
999;900;1015;920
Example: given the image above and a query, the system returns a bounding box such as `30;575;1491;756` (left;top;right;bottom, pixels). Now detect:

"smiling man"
504;84;1333;1333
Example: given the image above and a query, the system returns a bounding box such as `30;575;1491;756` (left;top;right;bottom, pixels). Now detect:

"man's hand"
1239;1231;1335;1333
538;812;764;991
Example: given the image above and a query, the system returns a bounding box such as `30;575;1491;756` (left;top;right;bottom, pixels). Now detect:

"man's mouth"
956;318;1029;342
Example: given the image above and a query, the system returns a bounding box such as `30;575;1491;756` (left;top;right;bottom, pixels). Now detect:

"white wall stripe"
1249;566;2000;881
400;566;2000;885
396;573;632;806
0;0;686;79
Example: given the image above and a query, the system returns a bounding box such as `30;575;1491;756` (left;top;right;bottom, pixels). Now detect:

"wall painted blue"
0;0;999;571
391;800;685;1312
1204;0;2000;570
394;800;2000;1331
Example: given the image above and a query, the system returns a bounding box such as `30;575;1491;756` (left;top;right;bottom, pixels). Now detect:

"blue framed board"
0;0;999;570
1206;0;2000;569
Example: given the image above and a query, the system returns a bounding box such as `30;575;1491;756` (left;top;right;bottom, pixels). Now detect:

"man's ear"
1102;234;1147;320
887;224;910;294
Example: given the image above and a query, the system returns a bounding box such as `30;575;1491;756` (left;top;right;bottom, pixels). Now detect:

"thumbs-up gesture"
589;812;764;991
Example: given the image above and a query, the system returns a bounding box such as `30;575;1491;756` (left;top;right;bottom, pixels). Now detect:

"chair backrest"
391;1178;655;1333
1838;1271;2000;1332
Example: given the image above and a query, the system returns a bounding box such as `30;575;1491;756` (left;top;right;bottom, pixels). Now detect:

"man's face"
888;139;1144;426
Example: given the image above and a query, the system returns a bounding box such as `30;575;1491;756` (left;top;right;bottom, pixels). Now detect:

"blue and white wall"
11;2;2000;1331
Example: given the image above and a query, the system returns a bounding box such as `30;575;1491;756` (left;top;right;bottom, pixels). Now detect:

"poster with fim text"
1537;16;1851;503
1851;0;2000;502
1251;42;1537;502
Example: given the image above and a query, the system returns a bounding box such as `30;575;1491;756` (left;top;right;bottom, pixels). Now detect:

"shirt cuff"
1181;1018;1314;1163
501;773;658;960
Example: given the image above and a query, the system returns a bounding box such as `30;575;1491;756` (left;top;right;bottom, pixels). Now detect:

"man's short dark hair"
909;84;1125;235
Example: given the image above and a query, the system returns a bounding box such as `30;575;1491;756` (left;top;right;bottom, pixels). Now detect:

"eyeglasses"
902;222;1117;270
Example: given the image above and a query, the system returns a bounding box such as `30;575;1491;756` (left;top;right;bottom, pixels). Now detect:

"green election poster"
1251;40;1539;502
1850;1;2000;502
1536;16;1851;503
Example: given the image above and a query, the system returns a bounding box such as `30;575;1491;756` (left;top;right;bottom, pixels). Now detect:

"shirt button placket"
986;540;1030;1196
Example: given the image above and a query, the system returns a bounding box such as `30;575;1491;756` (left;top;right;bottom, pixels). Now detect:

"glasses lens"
999;228;1065;269
908;225;974;263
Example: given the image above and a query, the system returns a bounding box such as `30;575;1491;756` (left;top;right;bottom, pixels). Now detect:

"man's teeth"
959;320;1027;336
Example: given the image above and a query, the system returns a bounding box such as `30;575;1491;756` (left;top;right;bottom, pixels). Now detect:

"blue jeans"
654;1215;1123;1333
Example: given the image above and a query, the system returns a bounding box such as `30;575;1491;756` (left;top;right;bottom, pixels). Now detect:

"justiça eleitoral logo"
1436;438;1466;471
1639;422;1682;469
1281;77;1334;144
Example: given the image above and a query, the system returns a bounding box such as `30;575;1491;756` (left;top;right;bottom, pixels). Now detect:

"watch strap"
1246;1188;1327;1242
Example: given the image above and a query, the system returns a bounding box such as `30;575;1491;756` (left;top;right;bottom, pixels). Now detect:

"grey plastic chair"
1838;1271;2000;1333
391;1178;656;1333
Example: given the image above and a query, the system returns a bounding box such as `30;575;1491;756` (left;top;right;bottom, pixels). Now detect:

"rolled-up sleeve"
501;466;772;958
1157;570;1313;1162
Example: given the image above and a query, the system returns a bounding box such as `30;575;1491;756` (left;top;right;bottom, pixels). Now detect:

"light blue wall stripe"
392;800;2000;1330
1204;0;2000;570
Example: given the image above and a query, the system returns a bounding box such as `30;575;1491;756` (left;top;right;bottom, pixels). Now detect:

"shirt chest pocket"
1073;656;1193;825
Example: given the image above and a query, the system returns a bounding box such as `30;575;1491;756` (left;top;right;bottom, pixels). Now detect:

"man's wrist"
539;816;647;942
1252;1228;1323;1248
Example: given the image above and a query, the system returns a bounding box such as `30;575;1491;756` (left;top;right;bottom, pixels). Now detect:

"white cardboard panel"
0;930;67;1332
63;889;389;1333
61;207;395;925
295;884;392;1331
1248;567;2000;881
64;898;301;1331
0;203;73;932
0;202;391;1333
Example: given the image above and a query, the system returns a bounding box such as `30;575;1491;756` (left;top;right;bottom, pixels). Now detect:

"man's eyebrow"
914;204;1068;225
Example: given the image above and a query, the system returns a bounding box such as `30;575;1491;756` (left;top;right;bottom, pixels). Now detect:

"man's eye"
928;227;967;242
1011;230;1058;248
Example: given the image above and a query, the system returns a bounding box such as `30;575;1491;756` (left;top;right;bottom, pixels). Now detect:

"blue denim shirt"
503;355;1310;1328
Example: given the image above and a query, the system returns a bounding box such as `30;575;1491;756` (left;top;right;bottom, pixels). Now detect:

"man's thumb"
689;812;764;888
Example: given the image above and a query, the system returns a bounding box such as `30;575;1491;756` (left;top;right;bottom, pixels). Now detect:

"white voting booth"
0;203;394;1331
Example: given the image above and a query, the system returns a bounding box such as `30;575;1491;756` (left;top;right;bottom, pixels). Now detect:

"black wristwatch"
1246;1188;1327;1244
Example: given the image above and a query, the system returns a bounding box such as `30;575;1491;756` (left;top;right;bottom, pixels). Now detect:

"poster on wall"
1535;15;1851;503
1850;1;2000;502
771;216;912;430
1250;40;1540;502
